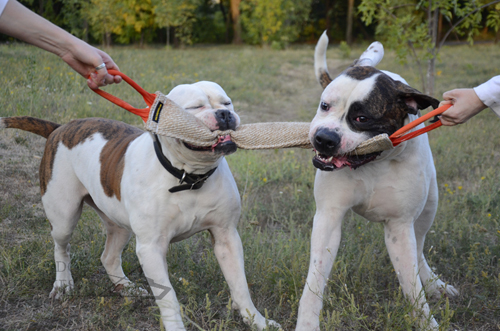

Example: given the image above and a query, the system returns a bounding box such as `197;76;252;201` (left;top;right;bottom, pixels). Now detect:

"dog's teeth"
327;157;333;163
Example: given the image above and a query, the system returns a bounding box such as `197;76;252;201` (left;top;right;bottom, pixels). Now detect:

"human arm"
0;0;121;89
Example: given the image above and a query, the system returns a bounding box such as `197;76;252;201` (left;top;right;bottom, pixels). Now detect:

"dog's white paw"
425;279;459;298
357;41;384;67
114;283;149;297
49;279;74;300
242;311;282;331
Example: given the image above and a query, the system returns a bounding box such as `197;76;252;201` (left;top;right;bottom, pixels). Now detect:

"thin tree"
230;0;242;44
359;0;500;95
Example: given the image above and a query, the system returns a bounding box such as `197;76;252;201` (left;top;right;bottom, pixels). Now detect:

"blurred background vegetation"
2;0;499;49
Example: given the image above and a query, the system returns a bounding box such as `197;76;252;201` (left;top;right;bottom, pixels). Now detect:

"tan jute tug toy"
91;70;451;154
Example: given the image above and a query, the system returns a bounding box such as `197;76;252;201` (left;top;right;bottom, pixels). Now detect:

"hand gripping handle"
389;104;451;146
90;69;156;122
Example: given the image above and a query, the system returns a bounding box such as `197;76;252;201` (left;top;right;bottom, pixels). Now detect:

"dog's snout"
215;109;237;131
314;128;341;155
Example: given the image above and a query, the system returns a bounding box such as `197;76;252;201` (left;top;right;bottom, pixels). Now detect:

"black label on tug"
152;102;164;123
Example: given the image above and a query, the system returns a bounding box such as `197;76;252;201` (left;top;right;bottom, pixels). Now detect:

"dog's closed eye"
186;105;204;110
222;101;231;106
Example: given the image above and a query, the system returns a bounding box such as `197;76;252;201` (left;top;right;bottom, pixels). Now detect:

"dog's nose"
314;128;341;155
215;109;237;131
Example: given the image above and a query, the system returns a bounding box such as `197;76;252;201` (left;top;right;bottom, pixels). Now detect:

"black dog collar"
153;134;218;193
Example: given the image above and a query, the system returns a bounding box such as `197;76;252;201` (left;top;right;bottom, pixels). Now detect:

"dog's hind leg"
42;179;86;300
83;196;144;296
384;219;439;330
414;178;459;298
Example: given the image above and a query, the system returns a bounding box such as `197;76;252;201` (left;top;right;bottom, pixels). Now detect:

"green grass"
0;42;499;330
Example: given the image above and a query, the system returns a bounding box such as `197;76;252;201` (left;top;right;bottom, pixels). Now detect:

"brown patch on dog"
2;116;60;139
114;284;125;292
318;69;333;89
40;118;143;199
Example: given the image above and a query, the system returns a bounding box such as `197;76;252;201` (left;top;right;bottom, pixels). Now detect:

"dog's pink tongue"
332;156;349;168
212;135;232;148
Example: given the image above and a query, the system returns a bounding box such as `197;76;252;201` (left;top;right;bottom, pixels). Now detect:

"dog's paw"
425;279;459;299
114;283;149;297
49;279;74;300
265;319;282;330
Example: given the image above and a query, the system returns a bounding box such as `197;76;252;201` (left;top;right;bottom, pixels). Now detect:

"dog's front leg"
383;220;439;330
296;208;346;331
210;226;280;330
135;238;185;330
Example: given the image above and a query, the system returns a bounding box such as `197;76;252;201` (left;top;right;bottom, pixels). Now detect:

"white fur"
41;82;278;330
296;41;458;331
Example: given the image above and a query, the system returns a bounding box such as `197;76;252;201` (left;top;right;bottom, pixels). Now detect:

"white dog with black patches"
296;32;458;330
1;81;279;330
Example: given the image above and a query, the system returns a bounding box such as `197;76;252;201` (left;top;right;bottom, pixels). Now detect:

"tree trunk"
105;31;111;48
83;20;89;43
230;0;242;44
426;2;439;96
167;26;170;48
325;0;332;33
346;0;354;45
220;0;231;43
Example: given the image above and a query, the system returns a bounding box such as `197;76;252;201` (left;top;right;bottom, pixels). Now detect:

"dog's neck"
153;133;222;175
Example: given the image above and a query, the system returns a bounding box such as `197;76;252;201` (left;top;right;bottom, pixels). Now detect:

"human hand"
439;88;487;126
60;39;122;89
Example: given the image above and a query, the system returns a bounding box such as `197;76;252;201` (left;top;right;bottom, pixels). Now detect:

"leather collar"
153;134;218;193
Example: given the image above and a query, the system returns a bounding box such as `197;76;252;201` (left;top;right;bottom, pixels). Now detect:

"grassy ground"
0;42;499;330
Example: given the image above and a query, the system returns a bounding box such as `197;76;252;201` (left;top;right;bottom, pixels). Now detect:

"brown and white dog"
1;81;279;330
295;32;458;330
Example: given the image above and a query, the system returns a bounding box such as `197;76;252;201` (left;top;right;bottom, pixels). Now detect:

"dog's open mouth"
184;135;237;155
312;151;381;171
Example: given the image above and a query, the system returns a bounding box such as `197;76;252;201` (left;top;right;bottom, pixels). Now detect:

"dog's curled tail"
0;116;60;139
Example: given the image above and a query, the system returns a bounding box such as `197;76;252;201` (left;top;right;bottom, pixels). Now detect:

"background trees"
3;0;500;90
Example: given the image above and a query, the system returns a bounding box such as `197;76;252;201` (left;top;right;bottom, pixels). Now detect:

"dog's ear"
393;81;440;114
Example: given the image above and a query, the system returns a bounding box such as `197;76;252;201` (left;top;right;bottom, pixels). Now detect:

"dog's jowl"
1;81;279;330
296;32;458;331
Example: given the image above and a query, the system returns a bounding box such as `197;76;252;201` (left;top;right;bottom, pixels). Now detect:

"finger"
442;91;455;101
439;100;452;107
103;73;115;85
93;66;108;87
87;77;99;90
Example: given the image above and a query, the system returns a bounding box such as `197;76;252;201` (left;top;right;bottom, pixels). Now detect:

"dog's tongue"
212;135;232;148
332;156;349;168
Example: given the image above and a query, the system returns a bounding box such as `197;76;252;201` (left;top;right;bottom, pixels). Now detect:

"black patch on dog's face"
344;66;381;80
345;70;439;137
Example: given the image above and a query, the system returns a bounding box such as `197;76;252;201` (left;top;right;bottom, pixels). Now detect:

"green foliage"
153;0;201;45
80;0;124;45
359;0;500;93
240;0;312;47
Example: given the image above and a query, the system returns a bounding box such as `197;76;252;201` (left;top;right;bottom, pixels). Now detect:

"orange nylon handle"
389;104;451;146
91;69;156;122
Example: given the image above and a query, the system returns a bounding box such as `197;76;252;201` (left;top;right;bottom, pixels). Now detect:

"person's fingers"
103;73;115;85
439;99;452;107
87;77;99;89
